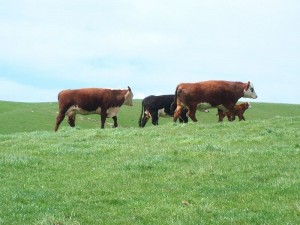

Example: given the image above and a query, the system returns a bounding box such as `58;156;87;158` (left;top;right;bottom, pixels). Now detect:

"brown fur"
54;87;133;131
173;80;251;122
217;102;250;122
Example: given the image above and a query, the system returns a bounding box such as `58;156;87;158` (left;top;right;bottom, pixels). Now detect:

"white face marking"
244;83;257;99
197;102;212;111
124;90;134;106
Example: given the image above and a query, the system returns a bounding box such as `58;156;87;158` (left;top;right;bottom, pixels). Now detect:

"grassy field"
0;100;300;224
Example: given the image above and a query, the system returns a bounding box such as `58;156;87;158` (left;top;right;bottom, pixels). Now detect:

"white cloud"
0;0;299;103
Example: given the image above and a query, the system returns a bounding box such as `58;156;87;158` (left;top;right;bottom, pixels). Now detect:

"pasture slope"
0;100;300;224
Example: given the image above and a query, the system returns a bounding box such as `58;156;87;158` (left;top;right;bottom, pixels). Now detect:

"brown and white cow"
54;86;133;131
217;102;251;122
173;80;257;122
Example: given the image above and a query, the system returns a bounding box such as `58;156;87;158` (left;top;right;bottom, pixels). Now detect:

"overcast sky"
0;0;299;104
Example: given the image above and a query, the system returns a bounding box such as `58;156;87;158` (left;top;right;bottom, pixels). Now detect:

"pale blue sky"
0;0;299;104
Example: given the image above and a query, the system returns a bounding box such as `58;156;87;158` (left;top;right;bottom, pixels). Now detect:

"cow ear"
247;81;250;90
244;81;250;93
128;86;132;92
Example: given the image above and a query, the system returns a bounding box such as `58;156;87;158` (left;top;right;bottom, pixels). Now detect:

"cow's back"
143;95;174;112
58;88;106;112
177;81;246;107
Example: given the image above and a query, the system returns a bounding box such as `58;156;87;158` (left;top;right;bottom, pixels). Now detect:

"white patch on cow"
158;108;171;118
66;105;120;118
66;105;77;115
144;109;151;118
107;107;120;118
66;105;102;116
243;82;258;99
197;102;212;111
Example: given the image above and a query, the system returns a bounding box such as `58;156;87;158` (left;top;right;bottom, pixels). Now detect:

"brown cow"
173;80;257;123
217;102;251;122
54;86;133;131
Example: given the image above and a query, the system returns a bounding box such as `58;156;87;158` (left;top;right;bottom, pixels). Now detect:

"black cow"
139;95;188;127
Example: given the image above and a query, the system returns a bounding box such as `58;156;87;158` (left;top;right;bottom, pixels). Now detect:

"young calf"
139;95;188;127
217;102;251;122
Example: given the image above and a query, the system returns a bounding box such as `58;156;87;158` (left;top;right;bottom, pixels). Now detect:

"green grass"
1;100;300;133
0;100;300;224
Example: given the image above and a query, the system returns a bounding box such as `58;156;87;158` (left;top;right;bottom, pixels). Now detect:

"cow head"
246;102;251;109
243;82;257;99
124;86;134;106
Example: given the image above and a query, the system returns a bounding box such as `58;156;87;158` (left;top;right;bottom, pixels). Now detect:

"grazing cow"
173;80;257;123
139;95;188;127
217;102;251;122
54;86;133;131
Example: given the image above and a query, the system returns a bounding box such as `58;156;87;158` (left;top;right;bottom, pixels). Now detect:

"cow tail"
170;85;179;114
138;99;144;127
57;91;63;101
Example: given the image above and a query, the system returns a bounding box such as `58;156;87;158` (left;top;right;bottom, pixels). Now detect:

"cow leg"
240;114;246;121
173;105;183;122
54;112;65;132
139;105;145;127
100;111;107;129
182;117;189;123
138;116;143;127
179;117;188;123
237;111;246;121
217;109;225;122
151;112;159;125
112;116;118;128
223;105;235;122
140;113;149;127
228;114;235;122
180;109;189;123
236;112;242;121
228;114;235;121
67;114;76;127
187;105;198;122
